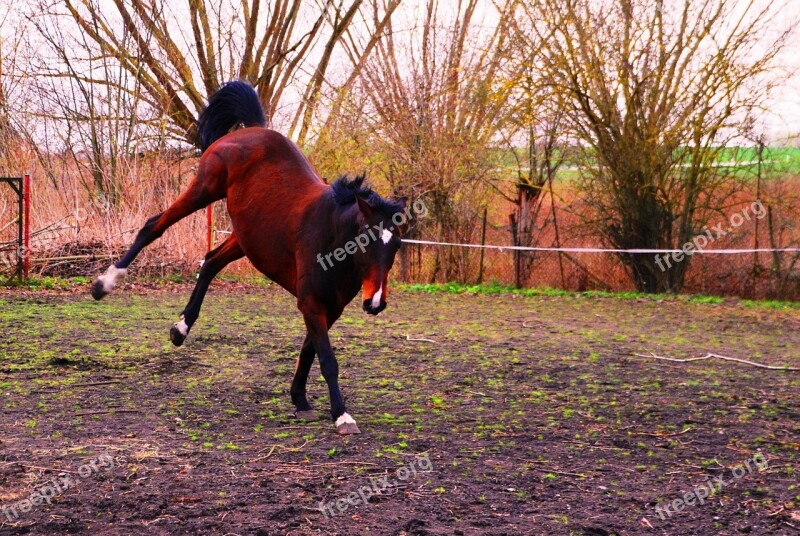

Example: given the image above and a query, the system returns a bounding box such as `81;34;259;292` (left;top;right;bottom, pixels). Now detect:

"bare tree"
346;0;518;282
32;0;400;145
21;0;174;206
518;0;795;292
0;14;26;162
495;51;570;287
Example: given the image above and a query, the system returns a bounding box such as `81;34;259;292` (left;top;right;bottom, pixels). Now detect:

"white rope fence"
213;229;800;255
401;239;800;255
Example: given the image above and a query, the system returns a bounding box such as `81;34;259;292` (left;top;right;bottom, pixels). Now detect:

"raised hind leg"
170;233;244;346
91;156;228;300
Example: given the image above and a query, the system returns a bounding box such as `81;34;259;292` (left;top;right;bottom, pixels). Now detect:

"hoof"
169;325;186;347
336;422;361;435
334;413;360;435
294;410;319;421
91;266;126;300
170;317;190;347
90;279;108;300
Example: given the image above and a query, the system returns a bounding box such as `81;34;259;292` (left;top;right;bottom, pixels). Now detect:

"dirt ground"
0;281;798;535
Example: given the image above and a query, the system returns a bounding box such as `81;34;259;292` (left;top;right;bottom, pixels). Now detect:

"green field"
496;146;800;182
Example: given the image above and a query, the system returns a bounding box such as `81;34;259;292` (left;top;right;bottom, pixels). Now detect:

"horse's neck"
319;200;362;299
328;202;360;249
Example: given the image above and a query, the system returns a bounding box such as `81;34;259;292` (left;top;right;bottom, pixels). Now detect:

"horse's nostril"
362;300;386;315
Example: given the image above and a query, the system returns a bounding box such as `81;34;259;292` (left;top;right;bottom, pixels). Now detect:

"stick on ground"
634;352;800;371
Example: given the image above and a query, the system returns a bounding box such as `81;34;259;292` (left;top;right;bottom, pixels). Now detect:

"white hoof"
92;265;126;300
335;413;361;435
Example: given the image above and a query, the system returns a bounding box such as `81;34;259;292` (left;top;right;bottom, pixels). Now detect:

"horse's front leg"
301;306;360;435
290;334;318;421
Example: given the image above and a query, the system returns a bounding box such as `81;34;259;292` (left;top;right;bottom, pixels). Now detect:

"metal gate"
0;174;30;279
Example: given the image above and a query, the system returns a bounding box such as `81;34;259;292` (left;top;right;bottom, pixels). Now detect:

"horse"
91;80;407;435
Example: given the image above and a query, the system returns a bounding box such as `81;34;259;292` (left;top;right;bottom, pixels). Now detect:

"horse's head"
353;192;407;315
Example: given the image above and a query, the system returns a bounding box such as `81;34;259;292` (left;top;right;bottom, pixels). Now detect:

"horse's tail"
196;80;267;153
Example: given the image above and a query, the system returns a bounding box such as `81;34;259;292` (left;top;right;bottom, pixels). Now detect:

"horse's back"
206;127;328;294
204;128;323;187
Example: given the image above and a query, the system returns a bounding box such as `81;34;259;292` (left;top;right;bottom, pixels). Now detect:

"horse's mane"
331;175;404;214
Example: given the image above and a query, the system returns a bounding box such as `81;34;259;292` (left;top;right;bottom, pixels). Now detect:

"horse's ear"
395;196;408;210
356;194;375;218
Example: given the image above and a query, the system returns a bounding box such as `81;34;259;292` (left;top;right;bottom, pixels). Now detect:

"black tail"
196;81;267;152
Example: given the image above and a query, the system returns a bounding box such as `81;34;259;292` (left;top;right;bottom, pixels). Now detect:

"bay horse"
91;81;407;435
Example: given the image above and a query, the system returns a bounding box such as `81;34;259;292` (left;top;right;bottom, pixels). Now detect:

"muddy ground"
1;282;799;535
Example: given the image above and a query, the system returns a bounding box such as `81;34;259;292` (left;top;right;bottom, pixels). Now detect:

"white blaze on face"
97;265;127;293
381;228;393;244
371;286;383;308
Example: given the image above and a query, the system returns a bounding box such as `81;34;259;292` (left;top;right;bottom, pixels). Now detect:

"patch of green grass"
741;299;800;309
398;282;797;309
0;276;75;290
686;295;725;304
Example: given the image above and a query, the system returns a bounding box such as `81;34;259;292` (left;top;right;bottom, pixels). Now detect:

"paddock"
0;283;798;535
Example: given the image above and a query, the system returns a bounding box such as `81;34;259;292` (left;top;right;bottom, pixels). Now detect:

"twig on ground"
628;426;694;438
251;439;312;462
75;409;140;416
299;461;381;467
71;380;122;388
537;468;587;478
523;460;588;478
634;352;800;371
406;334;436;343
6;462;79;475
253;445;277;461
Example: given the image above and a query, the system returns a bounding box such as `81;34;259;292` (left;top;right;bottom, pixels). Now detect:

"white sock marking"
371;286;383;308
175;318;189;336
97;265;127;293
381;229;393;244
335;412;356;427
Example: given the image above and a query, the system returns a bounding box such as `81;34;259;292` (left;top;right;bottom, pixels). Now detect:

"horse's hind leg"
92;158;227;300
170;233;244;346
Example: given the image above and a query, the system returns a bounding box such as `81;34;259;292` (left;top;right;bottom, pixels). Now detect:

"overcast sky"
1;0;798;143
738;0;800;142
766;45;800;142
